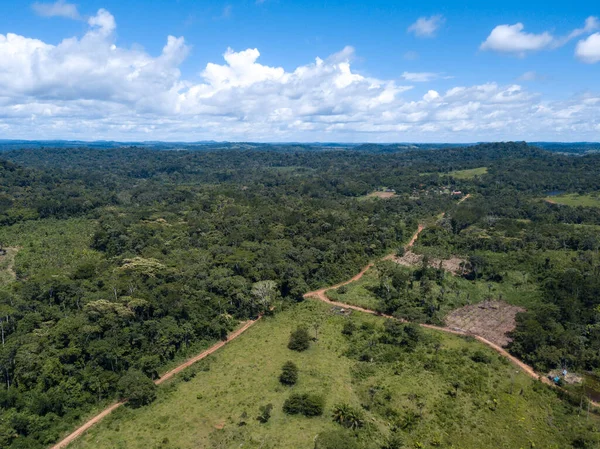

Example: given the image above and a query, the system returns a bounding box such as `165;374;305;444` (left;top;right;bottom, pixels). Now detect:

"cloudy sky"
0;0;599;142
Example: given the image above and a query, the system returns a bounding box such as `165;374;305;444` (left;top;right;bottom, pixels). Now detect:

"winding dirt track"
51;192;586;448
50;319;259;449
304;193;552;388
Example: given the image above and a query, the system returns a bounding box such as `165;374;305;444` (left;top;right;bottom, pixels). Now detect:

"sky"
0;0;599;142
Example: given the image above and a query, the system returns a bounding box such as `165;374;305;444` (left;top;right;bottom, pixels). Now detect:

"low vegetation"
449;166;488;179
68;301;600;449
544;192;600;208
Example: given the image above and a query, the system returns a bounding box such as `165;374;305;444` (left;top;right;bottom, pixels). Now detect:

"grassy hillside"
544;193;600;208
71;300;598;449
449;167;488;179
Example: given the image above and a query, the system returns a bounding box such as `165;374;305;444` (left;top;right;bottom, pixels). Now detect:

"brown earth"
391;251;468;275
368;191;396;199
444;300;526;347
0;247;19;282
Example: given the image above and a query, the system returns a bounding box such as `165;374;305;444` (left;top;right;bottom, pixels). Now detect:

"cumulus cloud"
407;15;445;38
480;23;553;55
0;8;599;142
576;33;600;63
32;0;80;19
481;17;600;56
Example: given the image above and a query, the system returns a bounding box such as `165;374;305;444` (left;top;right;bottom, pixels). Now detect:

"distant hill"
0;139;598;154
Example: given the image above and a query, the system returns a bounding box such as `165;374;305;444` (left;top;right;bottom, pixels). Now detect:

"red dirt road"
50;318;259;449
304;197;557;390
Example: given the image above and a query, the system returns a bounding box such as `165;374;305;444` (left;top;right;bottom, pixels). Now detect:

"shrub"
341;321;356;336
471;350;492;364
181;369;196;382
381;435;406;449
279;361;299;385
117;369;157;408
288;327;311;351
283;393;324;416
256;403;273;423
331;403;364;429
314;430;359;449
337;285;348;294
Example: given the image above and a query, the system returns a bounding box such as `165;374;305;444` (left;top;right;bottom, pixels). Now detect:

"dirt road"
305;224;425;303
50;318;259;449
305;193;557;389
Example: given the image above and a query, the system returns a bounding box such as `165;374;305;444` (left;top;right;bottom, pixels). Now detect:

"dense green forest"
2;142;600;448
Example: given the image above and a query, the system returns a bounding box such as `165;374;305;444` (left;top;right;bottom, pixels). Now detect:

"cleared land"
0;247;18;284
392;251;468;275
444;300;526;347
69;301;599;449
368;191;396;199
449;166;488;179
544;193;600;208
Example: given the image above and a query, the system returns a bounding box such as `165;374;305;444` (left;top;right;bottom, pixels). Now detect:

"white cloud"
407;15;445;38
32;0;80;19
402;72;436;82
565;16;600;42
0;9;599;142
481;17;600;56
480;23;553;55
576;33;600;63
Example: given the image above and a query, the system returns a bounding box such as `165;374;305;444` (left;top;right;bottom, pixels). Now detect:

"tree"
279;361;299;385
288;327;311;351
117;369;157;408
251;280;277;311
331;403;364;429
283;393;324;416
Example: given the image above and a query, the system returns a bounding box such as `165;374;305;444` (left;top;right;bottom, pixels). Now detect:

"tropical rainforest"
1;142;600;448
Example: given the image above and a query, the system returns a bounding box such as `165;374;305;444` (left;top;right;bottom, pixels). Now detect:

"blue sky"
0;0;598;141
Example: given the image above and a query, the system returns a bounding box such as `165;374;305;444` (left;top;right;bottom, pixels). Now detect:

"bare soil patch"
444;300;525;347
391;251;468;275
368;191;396;199
0;247;19;282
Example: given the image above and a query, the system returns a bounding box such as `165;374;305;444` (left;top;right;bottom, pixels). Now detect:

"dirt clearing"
391;251;468;275
444;300;525;347
0;247;19;283
367;191;396;199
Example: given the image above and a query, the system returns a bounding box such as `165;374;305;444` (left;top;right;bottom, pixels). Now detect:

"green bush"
283;393;324;416
279;361;299;385
117;369;157;408
288;327;311;351
341;321;356;336
331;403;364;429
471;350;492;364
256;403;273;423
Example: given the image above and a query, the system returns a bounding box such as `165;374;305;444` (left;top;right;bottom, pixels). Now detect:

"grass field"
70;300;599;449
544;192;600;208
449;167;488;179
